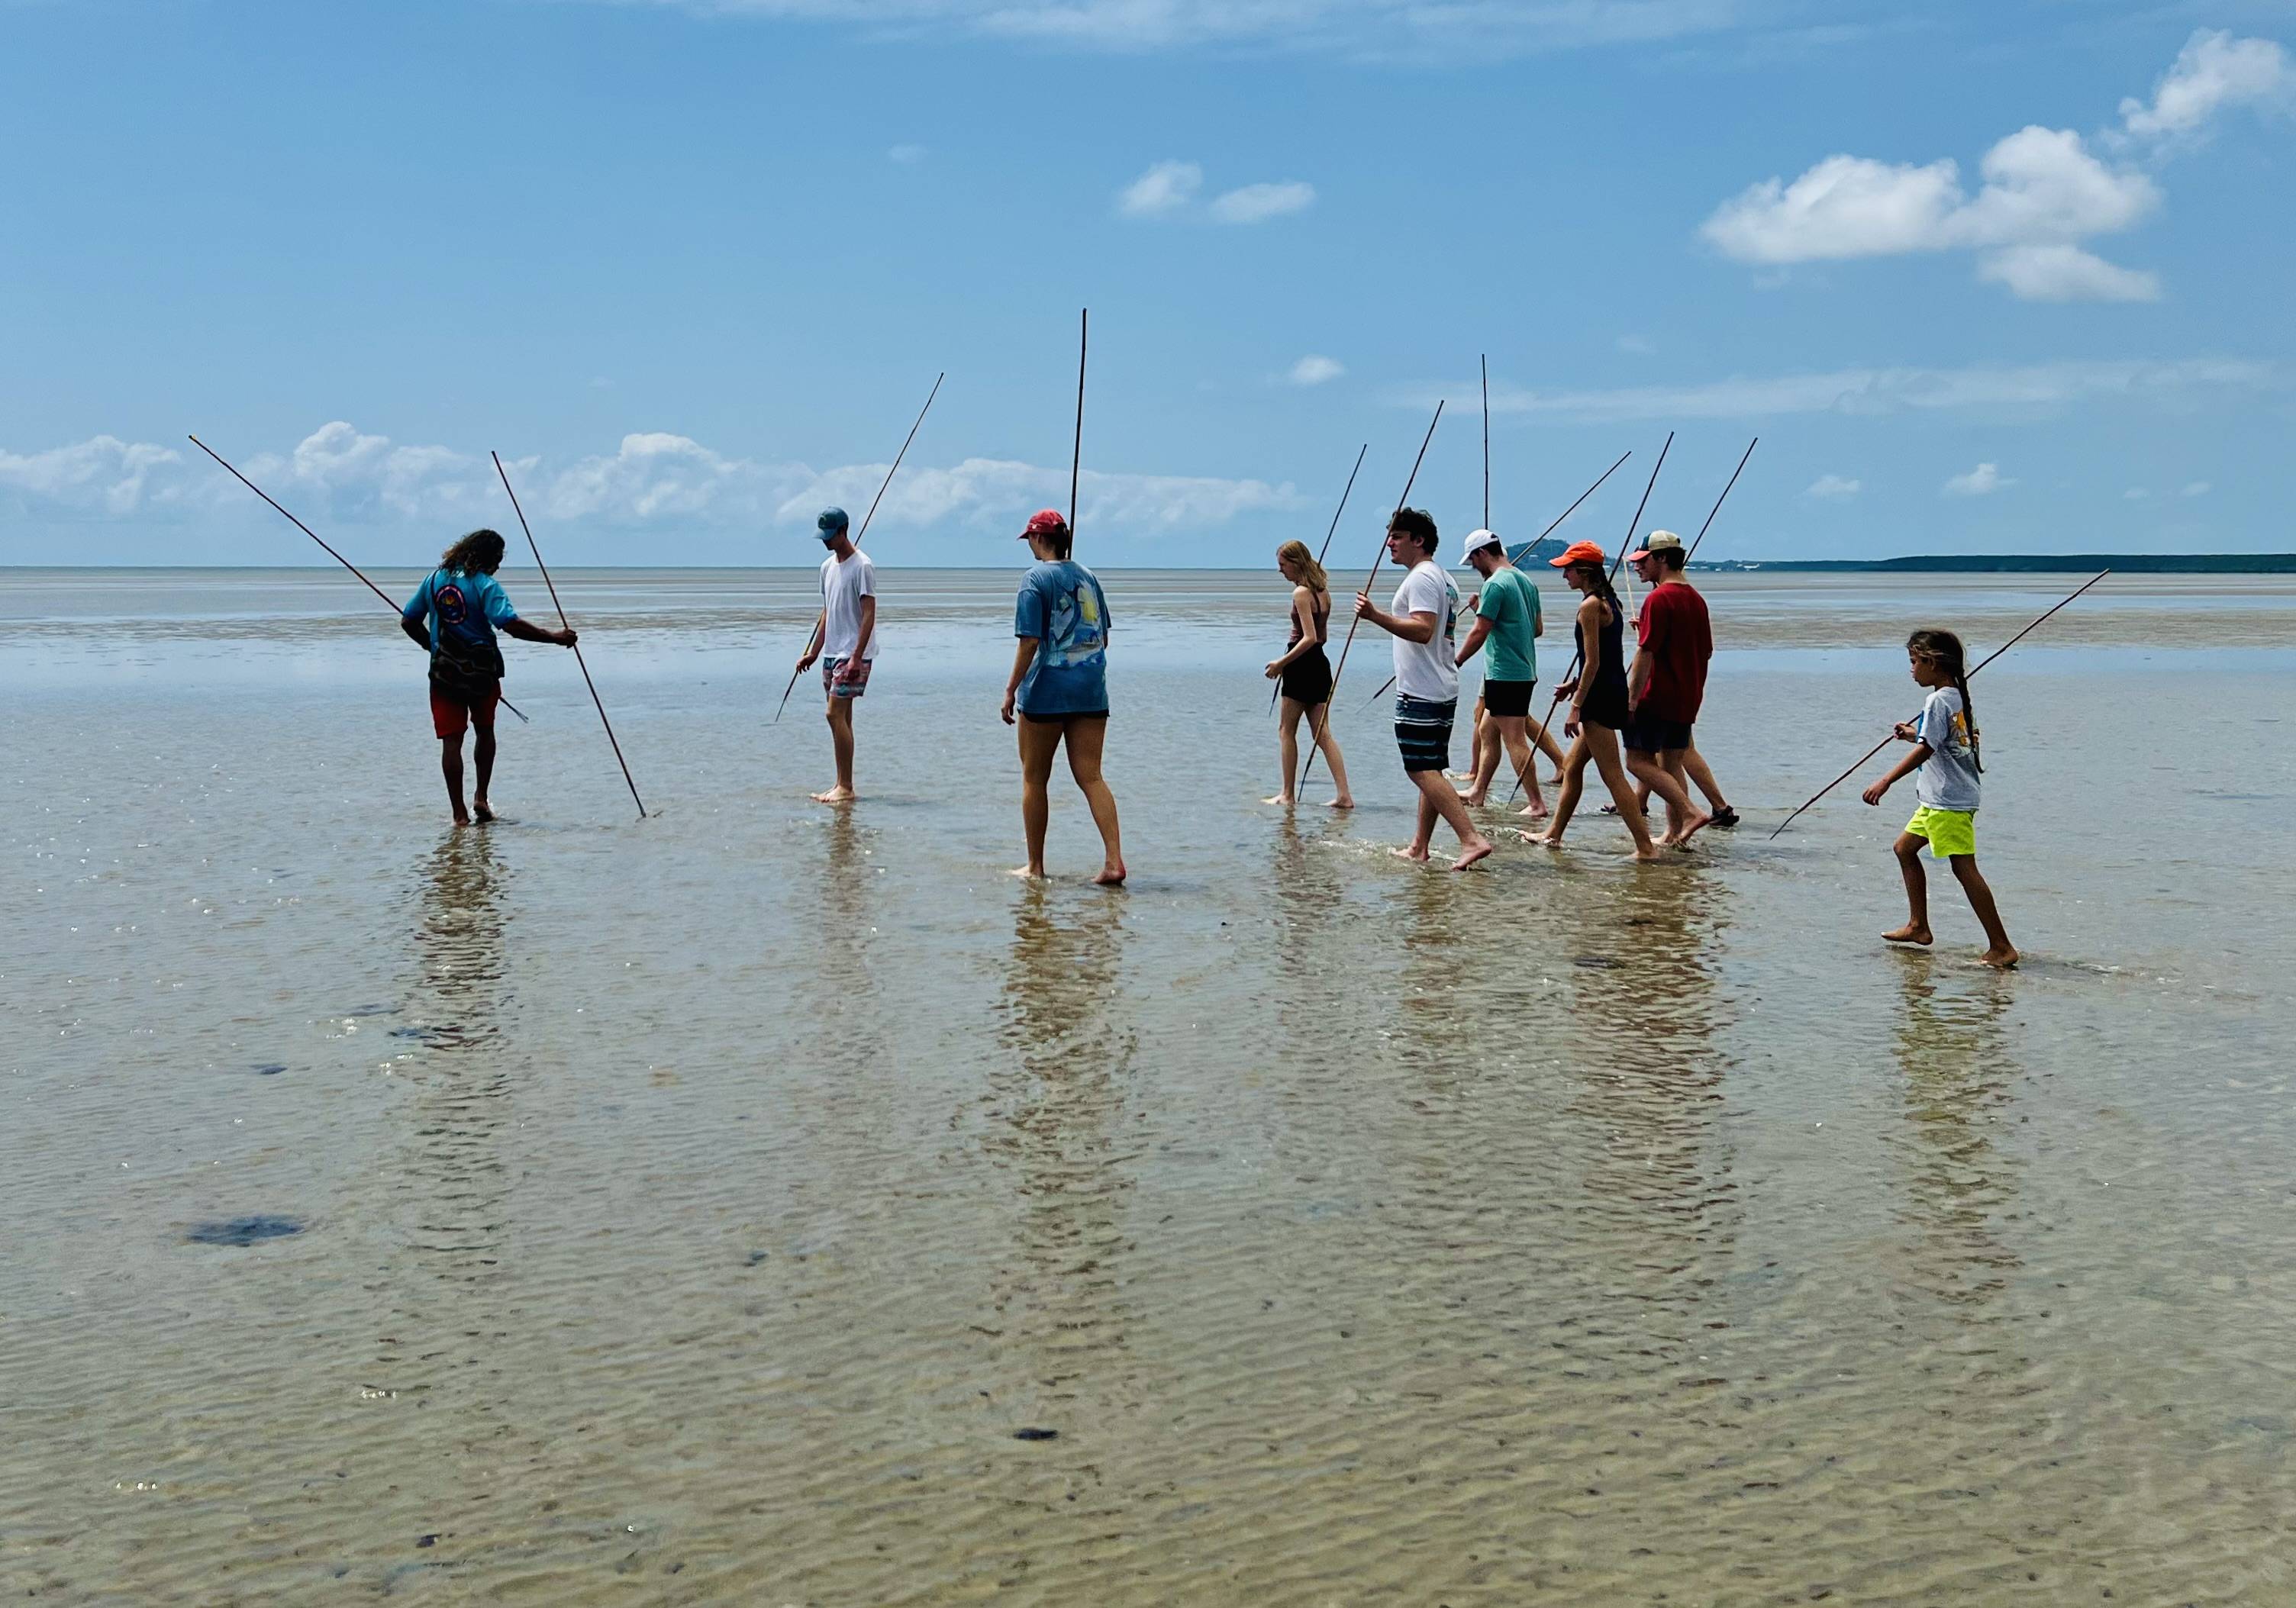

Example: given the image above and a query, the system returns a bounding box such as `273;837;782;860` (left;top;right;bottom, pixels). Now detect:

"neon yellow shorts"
1904;806;1976;859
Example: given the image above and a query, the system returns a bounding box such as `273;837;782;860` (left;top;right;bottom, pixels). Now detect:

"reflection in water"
985;887;1138;1409
1549;872;1742;1371
1885;955;2020;1309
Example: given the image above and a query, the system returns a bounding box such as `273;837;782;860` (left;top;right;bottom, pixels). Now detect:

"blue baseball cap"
816;507;850;541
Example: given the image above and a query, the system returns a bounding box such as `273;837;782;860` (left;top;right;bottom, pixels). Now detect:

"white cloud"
1453;356;2276;423
1117;160;1201;218
1804;474;1861;500
2120;30;2293;141
1943;462;2011;497
4;423;1302;542
1210;181;1315;224
2123;487;2149;500
1700;32;2291;301
613;1;1757;60
887;142;927;163
1976;243;2159;302
1288;354;1345;386
2182;479;2212;498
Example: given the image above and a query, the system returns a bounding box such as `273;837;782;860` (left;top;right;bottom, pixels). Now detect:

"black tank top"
1286;589;1330;650
1586;596;1629;711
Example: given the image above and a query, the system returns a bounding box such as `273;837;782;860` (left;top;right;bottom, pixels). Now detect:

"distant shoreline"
5;554;2292;575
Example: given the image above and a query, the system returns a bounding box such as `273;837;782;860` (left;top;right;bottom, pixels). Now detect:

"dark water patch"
389;1025;443;1042
250;1062;286;1076
185;1215;303;1246
1573;955;1621;969
342;1003;392;1017
1014;1427;1059;1442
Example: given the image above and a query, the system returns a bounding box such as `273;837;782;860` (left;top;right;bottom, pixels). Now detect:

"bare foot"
1263;793;1298;807
1390;845;1430;864
811;786;856;804
1882;923;1933;946
1095;860;1127;887
1524;830;1562;849
1462;788;1490;809
1010;865;1046;881
1976;945;2020;969
472;797;495;823
451;811;472;827
1517;798;1549;820
1632;843;1666;862
1451;838;1495;871
1665;810;1713;848
1325;796;1355;810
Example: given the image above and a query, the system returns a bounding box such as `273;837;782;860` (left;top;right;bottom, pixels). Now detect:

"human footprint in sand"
1862;629;2017;968
1355;508;1493;872
1002;511;1126;886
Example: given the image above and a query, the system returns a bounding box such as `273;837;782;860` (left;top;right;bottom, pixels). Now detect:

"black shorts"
1482;678;1535;718
1281;646;1333;707
1394;694;1456;774
1624;714;1694;753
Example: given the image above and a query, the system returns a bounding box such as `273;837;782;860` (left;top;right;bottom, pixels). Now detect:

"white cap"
1459;527;1504;562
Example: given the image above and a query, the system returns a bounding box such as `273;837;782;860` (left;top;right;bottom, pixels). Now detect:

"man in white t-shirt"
794;506;878;803
1353;508;1495;870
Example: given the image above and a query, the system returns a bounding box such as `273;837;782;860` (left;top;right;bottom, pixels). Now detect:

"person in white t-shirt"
793;506;878;803
1352;508;1495;870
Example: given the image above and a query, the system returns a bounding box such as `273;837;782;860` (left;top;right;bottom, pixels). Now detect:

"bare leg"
1885;833;1933;944
1586;727;1662;860
1063;715;1127;885
440;735;470;826
814;696;857;802
1463;713;1501;807
1494;714;1541;816
1393;791;1436;863
1627;747;1709;846
1683;743;1731;814
1410;769;1493;869
1267;698;1304;805
1311;706;1354;807
1533;733;1591;844
1013;717;1060;878
1949;855;2017;967
471;723;496;820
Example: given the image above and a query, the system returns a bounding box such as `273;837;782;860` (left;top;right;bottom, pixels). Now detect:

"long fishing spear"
1271;441;1369;715
772;371;946;723
1069;308;1087;536
1767;568;2112;839
1298;401;1444;793
1505;430;1673;805
189;433;530;723
1482;353;1490;530
1356;446;1633;711
492;453;647;819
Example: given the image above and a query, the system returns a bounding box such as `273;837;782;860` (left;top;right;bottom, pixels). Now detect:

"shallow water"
5;567;2294;1604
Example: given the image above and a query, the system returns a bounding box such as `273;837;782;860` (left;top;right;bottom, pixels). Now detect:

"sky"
2;0;2292;566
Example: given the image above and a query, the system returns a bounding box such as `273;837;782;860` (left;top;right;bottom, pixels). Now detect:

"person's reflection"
984;886;1137;1408
1885;953;2020;1310
791;810;889;1133
1268;812;1346;995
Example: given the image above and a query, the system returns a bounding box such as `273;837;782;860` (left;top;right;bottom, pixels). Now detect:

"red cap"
1549;540;1606;569
1021;508;1069;540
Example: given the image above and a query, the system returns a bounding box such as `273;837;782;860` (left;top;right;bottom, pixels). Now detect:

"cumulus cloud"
2182;479;2212;498
1452;356;2276;423
1701;31;2288;300
1943;462;2011;497
1120;163;1314;224
2119;30;2293;141
1288;354;1345;386
1210;180;1315;224
1117;160;1202;218
2;423;1301;543
1804;474;1861;500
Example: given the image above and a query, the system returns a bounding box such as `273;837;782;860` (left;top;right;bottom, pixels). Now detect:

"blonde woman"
1262;539;1354;808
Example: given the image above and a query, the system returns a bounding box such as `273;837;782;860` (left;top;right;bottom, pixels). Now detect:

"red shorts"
430;682;501;740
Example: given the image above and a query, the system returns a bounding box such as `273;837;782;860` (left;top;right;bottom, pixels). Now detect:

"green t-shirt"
1474;565;1542;682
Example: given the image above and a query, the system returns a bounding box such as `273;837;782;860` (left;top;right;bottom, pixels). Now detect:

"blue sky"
3;0;2291;566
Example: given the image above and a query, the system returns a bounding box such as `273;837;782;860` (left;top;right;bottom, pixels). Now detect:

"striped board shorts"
1394;694;1457;775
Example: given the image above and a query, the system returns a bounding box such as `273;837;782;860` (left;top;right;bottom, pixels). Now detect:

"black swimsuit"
1579;598;1630;730
1281;592;1333;707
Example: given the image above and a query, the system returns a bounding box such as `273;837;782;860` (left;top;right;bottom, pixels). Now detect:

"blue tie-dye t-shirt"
1014;559;1111;717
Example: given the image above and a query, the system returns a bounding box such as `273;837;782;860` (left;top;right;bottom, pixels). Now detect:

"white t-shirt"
820;550;879;661
1389;559;1459;703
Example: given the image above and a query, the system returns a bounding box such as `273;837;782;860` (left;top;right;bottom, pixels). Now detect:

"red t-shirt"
1635;582;1713;723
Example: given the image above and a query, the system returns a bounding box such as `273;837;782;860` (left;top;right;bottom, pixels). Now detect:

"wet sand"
5;569;2293;1603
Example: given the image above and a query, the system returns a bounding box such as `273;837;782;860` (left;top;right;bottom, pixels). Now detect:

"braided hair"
1907;628;1981;773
